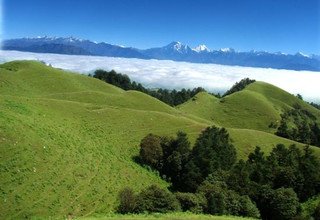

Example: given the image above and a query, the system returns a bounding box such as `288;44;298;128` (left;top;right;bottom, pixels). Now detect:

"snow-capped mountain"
2;36;148;59
193;44;210;53
2;37;320;71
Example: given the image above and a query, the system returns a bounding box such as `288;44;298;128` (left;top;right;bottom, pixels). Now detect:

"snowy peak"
219;48;235;53
193;44;210;53
3;36;320;71
296;52;309;58
165;41;191;53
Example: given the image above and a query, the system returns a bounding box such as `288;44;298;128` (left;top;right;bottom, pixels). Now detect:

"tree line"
92;69;209;106
275;104;320;147
118;126;320;219
222;78;255;97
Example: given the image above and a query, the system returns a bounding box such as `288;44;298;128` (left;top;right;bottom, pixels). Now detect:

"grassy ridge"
1;61;319;219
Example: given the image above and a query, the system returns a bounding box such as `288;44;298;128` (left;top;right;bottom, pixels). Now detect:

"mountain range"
2;36;320;71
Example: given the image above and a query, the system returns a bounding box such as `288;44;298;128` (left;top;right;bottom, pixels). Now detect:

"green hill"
0;61;319;219
178;82;320;133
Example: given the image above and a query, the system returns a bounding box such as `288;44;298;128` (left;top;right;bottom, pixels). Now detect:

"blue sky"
3;0;320;54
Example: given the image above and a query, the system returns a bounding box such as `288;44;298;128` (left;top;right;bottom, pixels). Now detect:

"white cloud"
1;50;320;102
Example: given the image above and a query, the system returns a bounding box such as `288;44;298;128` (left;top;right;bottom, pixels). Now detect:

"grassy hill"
1;61;319;219
178;82;320;133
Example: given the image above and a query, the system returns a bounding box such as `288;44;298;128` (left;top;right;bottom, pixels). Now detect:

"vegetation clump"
93;69;206;106
275;104;320;147
118;185;180;214
223;78;256;97
119;126;320;219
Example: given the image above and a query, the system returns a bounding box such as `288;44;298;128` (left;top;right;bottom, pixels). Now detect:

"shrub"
238;195;260;218
197;180;259;218
136;185;180;213
175;192;207;213
117;187;137;214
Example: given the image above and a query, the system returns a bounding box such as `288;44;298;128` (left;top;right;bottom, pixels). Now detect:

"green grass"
178;82;320;133
76;212;254;220
1;61;319;219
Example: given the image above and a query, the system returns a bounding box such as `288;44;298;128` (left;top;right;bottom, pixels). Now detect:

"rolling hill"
0;61;319;219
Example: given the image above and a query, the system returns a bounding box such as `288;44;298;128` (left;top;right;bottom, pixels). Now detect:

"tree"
175;192;207;213
276;118;290;139
296;94;303;100
223;78;256;97
246;146;268;184
162;131;191;189
139;134;163;170
298;121;311;144
311;123;320;147
197;181;260;218
227;160;252;195
136;185;180;213
299;146;320;201
269;188;300;220
184;126;236;191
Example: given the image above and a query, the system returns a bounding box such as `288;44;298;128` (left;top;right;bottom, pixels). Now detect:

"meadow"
0;61;319;219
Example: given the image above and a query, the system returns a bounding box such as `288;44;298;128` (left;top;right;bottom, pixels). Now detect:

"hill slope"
178;82;320;133
0;61;319;219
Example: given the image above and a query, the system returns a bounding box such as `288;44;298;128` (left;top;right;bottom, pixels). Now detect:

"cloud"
1;50;320;102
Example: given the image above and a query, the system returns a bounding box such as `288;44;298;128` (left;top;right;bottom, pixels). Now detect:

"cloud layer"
1;50;320;102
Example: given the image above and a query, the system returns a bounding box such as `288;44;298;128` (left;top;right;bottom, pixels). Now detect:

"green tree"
299;146;320;201
223;78;256;97
139;134;163;170
184;126;236;191
162;131;191;189
269;188;300;220
276;118;290;139
175;192;207;213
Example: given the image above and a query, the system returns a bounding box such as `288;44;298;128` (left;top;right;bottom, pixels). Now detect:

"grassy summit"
0;61;319;219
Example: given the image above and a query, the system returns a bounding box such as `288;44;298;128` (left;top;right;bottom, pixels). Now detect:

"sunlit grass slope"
0;61;319;219
178;82;320;133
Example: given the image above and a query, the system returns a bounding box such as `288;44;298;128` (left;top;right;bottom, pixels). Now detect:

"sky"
2;0;320;54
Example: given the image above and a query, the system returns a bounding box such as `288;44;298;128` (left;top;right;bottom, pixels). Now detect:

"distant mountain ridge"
2;36;320;71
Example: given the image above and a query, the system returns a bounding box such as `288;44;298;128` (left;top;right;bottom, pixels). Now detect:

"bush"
175;192;207;213
269;188;300;220
197;181;259;218
238;195;260;218
136;185;180;213
117;187;137;213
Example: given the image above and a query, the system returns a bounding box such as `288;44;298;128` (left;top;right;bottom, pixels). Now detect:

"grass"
76;212;254;220
178;82;320;133
0;60;319;219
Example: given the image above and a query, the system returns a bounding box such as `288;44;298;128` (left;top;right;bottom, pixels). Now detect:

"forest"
119;127;320;220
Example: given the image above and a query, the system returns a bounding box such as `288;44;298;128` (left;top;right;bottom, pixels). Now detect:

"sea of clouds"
1;50;319;102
